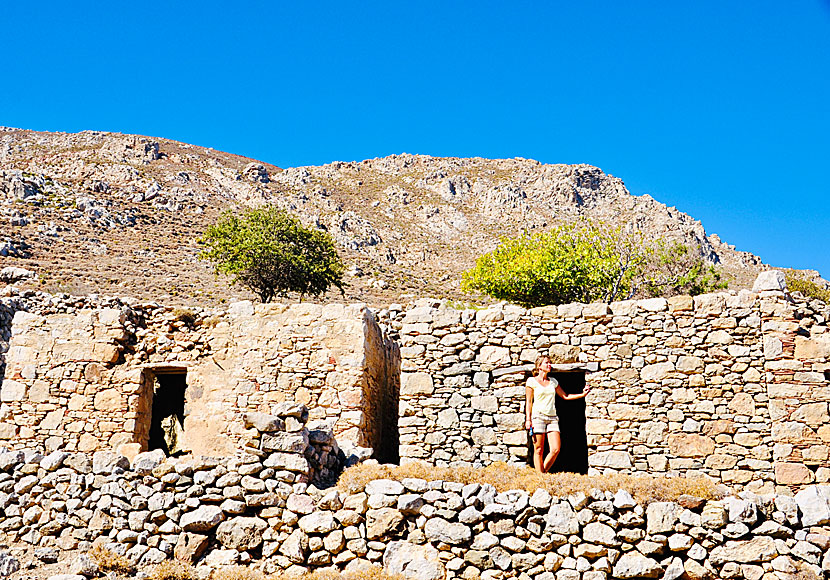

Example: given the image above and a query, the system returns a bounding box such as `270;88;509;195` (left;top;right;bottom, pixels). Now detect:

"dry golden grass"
269;569;400;580
145;560;197;580
213;566;268;580
338;461;722;504
87;545;135;575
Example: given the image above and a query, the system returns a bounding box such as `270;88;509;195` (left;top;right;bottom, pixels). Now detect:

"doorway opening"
148;369;188;456
526;371;589;474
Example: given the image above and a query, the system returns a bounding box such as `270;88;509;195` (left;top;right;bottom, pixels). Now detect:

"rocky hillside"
0;127;810;306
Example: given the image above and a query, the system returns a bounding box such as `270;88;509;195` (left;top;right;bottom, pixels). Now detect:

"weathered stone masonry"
389;288;830;494
0;292;400;462
2;433;830;579
1;280;829;494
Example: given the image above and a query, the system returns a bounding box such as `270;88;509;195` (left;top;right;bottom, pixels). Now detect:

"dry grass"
145;560;197;580
213;567;268;580
87;544;135;575
338;461;722;504
269;570;400;580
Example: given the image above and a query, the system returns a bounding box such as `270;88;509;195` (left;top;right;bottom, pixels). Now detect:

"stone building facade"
1;275;829;493
0;293;400;462
389;285;830;494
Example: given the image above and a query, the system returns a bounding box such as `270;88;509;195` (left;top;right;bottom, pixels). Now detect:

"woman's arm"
525;385;534;430
555;384;591;400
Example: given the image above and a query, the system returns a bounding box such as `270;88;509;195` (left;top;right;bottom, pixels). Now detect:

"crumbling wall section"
0;293;397;460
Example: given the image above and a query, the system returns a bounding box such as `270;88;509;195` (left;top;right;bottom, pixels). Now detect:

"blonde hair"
533;355;551;376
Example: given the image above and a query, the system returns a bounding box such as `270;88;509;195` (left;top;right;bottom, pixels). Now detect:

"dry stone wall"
2;420;830;579
389;289;830;494
0;290;399;460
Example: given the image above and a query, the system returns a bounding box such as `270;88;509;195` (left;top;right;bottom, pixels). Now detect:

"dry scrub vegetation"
88;544;135;575
146;560;197;580
338;461;723;504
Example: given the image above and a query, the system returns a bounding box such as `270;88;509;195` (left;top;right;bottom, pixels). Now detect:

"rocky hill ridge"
0;127;810;306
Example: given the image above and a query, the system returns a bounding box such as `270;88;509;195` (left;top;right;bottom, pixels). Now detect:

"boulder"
0;266;35;283
0;552;20;578
752;270;786;292
91;451;129;474
131;449;165;474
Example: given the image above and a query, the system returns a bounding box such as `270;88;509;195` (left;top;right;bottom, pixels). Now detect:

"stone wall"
0;291;399;459
2;427;830;579
390;289;830;494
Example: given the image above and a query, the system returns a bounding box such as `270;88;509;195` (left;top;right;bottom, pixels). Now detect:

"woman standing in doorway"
525;355;591;473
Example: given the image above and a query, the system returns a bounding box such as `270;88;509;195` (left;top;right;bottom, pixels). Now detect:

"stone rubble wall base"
387;286;830;495
2;442;830;579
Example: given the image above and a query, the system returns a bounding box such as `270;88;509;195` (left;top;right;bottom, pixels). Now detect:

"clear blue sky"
2;2;829;278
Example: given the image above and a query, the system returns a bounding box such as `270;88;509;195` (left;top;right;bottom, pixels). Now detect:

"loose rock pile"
0;404;365;574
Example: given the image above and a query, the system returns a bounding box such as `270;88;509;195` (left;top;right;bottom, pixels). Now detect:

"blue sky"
2;1;829;278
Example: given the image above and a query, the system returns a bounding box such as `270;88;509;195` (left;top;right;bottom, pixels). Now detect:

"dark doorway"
551;372;588;474
148;370;187;456
526;371;589;474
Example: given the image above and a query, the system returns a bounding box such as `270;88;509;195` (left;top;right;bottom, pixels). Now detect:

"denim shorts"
531;413;560;434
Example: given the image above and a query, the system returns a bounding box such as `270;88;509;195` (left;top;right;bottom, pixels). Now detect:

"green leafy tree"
462;221;726;308
642;241;727;297
199;207;345;303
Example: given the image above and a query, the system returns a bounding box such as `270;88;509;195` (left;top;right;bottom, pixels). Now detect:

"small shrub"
172;308;197;326
338;461;722;504
785;271;830;303
145;560;197;580
88;544;134;575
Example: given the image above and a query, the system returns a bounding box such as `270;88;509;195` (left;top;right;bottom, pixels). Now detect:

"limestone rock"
795;486;830;527
0;552;20;578
91;451;129;474
366;508;404;539
174;533;210;563
423;517;472;545
216;517;267;550
180;506;224;531
131;449;165;474
709;536;778;566
383;541;444;580
752;270;786;292
611;552;661;578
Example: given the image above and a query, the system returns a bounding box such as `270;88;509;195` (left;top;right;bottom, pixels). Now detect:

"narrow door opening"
148;370;187;456
526;371;588;474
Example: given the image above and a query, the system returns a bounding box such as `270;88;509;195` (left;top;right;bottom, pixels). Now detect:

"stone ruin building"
1;271;830;495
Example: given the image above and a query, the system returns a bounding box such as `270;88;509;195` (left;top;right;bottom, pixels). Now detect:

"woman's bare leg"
543;431;561;472
533;433;546;473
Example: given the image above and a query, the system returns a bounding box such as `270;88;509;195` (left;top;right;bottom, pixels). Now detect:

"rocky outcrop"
2;127;819;306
